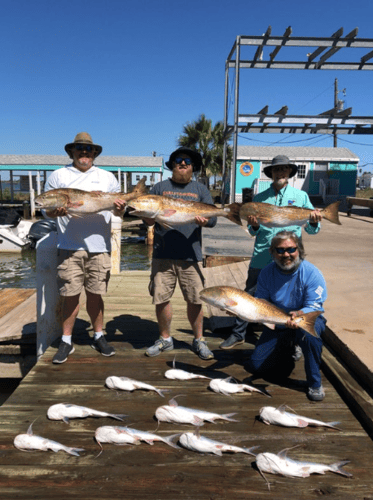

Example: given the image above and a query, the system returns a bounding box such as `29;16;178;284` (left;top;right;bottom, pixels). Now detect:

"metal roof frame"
223;26;373;202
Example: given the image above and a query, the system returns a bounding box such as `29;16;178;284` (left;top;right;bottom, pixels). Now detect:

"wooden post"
146;224;154;246
111;214;122;274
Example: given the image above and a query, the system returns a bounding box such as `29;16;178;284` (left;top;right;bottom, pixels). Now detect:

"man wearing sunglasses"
221;155;322;359
141;146;217;360
44;132;121;364
246;230;327;401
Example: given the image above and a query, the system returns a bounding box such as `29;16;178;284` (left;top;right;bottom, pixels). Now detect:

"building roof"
237;146;359;162
0;154;163;167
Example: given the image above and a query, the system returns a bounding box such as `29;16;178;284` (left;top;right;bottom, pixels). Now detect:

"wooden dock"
0;272;373;499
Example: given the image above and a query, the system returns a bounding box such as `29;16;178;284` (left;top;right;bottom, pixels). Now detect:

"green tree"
178;114;232;186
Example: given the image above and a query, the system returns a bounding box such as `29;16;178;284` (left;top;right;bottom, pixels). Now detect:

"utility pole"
334;78;338;147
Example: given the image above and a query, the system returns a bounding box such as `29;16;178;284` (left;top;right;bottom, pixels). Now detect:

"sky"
1;0;373;178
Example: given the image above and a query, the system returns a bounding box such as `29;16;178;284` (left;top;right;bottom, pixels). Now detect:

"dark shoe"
91;336;115;357
307;385;325;401
145;337;174;357
192;338;214;360
292;344;303;362
53;341;75;364
219;334;245;350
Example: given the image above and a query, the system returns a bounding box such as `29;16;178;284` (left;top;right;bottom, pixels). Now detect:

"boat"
0;208;33;252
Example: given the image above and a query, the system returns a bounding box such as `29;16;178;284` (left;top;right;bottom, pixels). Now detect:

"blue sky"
1;0;373;176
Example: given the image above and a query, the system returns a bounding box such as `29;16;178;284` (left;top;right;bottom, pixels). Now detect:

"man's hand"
46;207;68;218
246;215;260;230
194;216;209;227
286;310;303;329
309;209;322;224
113;199;126;217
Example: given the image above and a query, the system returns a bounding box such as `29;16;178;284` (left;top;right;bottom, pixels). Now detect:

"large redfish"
239;200;341;227
126;194;246;230
199;286;321;337
35;177;147;216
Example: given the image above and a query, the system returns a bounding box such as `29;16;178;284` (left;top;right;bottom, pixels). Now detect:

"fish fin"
157;389;168;398
162;209;177;217
330;460;353;477
172;355;177;369
194;426;202;438
157;220;174;230
112;414;128;421
213;448;223;456
69;447;85;457
322;201;341;225
169;397;179;407
193;416;204;426
326;421;342;431
26;423;34;435
296;418;309;428
225;298;238;307
164;433;182;449
243;445;260;456
222;412;239;422
300;466;312;477
278;444;302;459
67;201;84;208
225;376;236;383
263;322;275;330
297;311;321;337
63;417;70;425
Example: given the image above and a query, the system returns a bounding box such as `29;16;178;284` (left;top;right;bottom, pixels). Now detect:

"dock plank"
0;273;372;499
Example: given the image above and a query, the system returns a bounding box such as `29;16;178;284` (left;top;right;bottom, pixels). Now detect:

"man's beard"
172;169;193;184
276;255;301;273
273;177;288;190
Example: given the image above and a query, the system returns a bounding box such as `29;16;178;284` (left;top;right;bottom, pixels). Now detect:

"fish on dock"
209;377;269;397
200;286;321;337
47;403;127;424
34;176;147;216
165;356;211;380
239;200;341;228
155;397;238;425
179;427;258;456
14;422;84;456
95;425;180;454
126;194;247;230
105;376;166;397
255;446;352;490
259;405;341;430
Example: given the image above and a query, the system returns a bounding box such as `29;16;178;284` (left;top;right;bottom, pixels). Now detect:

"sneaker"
307;385;325;402
292;344;303;362
91;336;115;357
192;338;214;360
53;341;75;364
145;337;174;357
219;334;245;350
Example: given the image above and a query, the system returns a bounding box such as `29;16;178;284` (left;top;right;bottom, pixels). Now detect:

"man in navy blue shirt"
246;230;327;401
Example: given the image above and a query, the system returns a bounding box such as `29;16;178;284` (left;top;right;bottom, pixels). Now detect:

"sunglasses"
275;247;298;255
75;144;95;152
174;157;192;165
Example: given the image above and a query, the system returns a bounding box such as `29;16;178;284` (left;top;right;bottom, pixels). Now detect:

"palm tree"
177;114;232;186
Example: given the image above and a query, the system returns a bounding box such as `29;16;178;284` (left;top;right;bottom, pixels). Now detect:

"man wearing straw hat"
220;154;322;356
44;132;121;364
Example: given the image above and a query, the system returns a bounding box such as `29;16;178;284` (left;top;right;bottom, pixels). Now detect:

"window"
296;164;306;179
313;162;328;182
136;175;140;181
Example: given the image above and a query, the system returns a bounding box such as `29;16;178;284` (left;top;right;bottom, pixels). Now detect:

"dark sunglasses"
75;144;95;152
174;157;192;165
275;247;298;255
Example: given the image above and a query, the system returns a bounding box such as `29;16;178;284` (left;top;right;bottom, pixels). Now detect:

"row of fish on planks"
34;176;342;230
14;358;352;490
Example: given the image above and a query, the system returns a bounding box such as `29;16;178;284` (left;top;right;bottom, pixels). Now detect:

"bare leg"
156;301;172;339
61;295;81;337
187;302;203;339
86;290;104;333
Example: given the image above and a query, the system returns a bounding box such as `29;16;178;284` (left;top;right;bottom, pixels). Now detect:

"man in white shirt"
44;132;121;364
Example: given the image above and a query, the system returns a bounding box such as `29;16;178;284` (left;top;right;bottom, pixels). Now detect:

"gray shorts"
149;259;205;305
57;250;111;296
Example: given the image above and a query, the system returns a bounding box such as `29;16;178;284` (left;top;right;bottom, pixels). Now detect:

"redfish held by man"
199;286;321;337
126;194;246;230
239;200;341;228
34;176;147;217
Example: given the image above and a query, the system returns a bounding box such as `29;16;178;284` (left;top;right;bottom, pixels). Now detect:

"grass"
356;188;373;199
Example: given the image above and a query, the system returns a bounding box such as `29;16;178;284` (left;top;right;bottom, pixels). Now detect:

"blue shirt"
249;183;320;269
256;260;327;316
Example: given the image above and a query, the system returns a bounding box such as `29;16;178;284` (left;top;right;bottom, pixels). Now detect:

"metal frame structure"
223;27;373;202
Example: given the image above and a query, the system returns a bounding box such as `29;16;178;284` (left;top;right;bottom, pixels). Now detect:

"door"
291;163;309;191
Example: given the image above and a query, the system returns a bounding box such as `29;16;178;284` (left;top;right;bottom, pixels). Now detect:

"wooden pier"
1;271;373;499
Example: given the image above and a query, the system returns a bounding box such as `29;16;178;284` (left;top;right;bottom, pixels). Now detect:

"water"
0;242;151;289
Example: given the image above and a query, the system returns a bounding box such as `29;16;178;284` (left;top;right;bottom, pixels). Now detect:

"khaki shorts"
57;250;111;297
149;259;205;305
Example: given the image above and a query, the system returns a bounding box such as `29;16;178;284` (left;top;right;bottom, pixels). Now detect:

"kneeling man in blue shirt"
246;230;327;401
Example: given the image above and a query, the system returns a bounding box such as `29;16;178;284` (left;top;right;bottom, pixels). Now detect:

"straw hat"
64;132;102;158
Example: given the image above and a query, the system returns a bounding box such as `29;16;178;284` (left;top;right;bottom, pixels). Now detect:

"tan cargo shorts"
149;258;205;305
57;250;111;297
